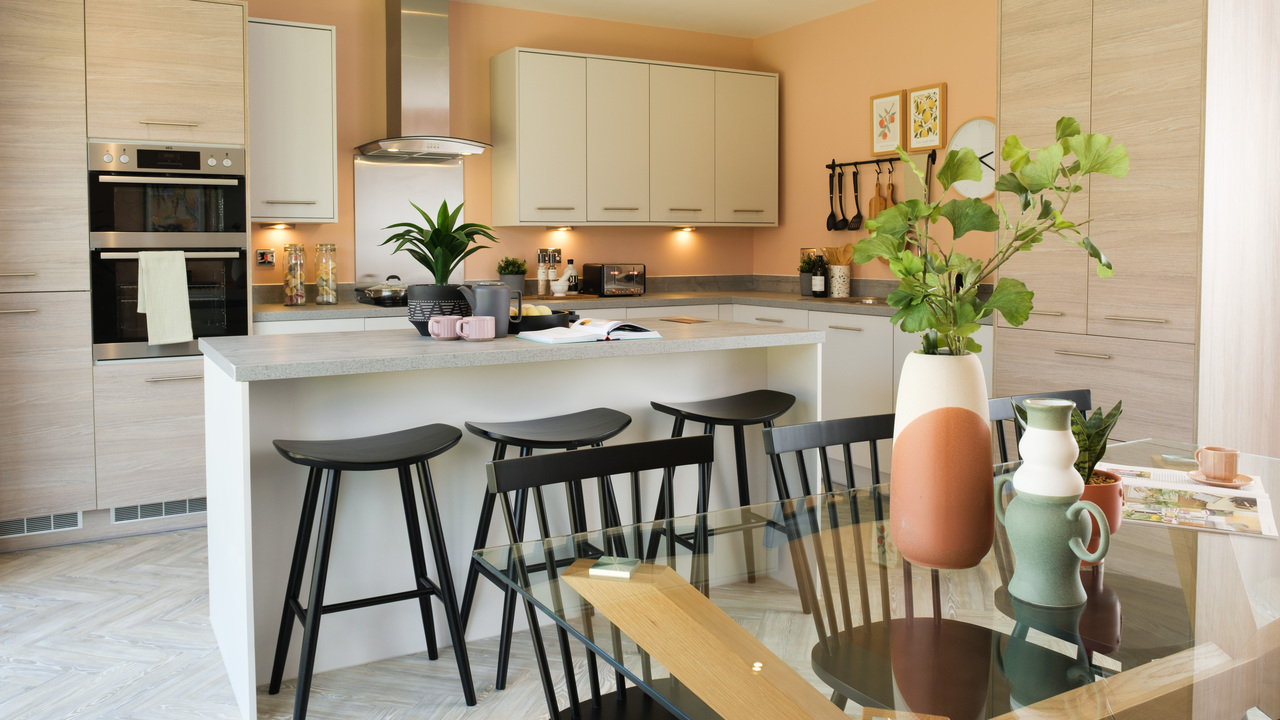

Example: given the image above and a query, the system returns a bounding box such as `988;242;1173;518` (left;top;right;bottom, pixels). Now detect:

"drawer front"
626;305;719;320
732;305;808;330
254;318;365;335
993;327;1195;442
93;358;205;508
0;292;96;518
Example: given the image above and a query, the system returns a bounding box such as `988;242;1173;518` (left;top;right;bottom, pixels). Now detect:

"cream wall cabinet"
0;293;96;519
248;19;337;223
994;0;1204;442
85;0;247;146
492;48;777;227
649;65;716;225
587;59;650;223
0;0;90;294
715;72;779;224
93;359;205;508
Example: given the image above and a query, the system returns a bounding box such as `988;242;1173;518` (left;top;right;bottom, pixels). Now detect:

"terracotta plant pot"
1079;470;1123;567
890;352;994;569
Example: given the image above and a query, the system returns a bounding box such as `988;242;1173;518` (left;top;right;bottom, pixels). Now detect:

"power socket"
256;249;276;267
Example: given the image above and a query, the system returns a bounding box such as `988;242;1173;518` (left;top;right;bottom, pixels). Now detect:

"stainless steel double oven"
88;142;249;360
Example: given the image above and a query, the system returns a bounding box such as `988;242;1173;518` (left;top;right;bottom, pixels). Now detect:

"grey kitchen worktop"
252;290;898;322
201;318;824;382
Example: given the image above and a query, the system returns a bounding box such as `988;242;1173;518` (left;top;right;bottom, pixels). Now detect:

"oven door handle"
99;251;243;260
98;175;240;186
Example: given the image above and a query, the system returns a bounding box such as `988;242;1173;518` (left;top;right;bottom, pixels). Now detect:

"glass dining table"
474;439;1280;720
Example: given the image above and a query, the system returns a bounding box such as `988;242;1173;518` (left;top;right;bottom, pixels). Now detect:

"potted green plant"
496;256;527;296
798;252;818;297
857;116;1129;570
1072;401;1124;565
381;200;498;334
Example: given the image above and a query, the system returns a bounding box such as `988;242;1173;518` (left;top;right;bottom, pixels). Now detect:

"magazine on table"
1096;461;1277;539
517;317;662;344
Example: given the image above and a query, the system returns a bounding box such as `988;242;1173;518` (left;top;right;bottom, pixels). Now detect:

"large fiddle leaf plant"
852;117;1129;355
381;200;498;285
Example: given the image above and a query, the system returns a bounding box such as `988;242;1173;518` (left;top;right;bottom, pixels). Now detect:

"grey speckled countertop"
252;290;898;322
201;318;824;382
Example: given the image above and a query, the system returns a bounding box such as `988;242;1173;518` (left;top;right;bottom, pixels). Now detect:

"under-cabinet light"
261;223;295;230
546;226;573;231
673;227;696;232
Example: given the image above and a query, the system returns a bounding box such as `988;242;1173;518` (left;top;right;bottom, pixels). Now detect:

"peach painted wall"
750;0;998;280
449;1;758;281
247;0;386;285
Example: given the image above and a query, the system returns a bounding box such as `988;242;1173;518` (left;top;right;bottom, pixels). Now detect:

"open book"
518;317;662;344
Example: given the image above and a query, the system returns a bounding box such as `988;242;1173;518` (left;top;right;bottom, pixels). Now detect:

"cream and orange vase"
890;352;994;569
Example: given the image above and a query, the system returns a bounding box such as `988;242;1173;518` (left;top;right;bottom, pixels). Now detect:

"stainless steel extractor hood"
355;0;489;163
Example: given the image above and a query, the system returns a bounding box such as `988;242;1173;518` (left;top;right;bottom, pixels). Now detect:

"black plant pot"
407;284;472;336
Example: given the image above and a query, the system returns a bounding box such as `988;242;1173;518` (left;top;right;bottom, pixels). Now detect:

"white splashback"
354;156;466;286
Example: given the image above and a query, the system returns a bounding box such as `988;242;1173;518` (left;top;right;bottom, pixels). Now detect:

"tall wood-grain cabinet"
248;19;337;222
0;0;97;520
85;0;246;145
994;0;1204;442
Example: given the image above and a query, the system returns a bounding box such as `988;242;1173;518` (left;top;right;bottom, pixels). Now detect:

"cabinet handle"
263;200;317;205
829;325;863;332
1029;310;1063;316
1055;350;1111;360
144;375;202;383
0;308;37;314
670;208;703;212
536;206;575;211
0;272;37;277
1103;315;1167;324
755;317;784;324
101;251;241;260
602;207;640;211
139;120;199;127
733;209;765;213
100;175;240;186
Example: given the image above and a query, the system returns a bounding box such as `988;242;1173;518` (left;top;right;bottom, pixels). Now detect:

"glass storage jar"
315;243;337;305
283;244;306;306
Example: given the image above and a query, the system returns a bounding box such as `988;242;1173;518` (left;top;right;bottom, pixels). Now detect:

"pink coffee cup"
1196;446;1239;481
456;315;495;341
427;315;462;340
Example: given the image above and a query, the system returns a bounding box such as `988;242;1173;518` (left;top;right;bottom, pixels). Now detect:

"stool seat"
651;389;796;426
464;408;631;449
274;424;461;471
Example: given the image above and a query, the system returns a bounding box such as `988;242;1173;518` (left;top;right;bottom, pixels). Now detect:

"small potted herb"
497;256;527;296
798;252;818;297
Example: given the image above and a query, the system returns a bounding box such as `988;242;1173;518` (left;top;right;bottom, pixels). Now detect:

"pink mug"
427;315;462;340
456;315;495;342
1196;446;1239;481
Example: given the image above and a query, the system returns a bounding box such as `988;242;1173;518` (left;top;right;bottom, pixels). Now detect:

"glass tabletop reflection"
474;439;1280;720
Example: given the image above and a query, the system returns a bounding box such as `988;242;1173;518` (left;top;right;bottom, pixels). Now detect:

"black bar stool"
459;406;632;690
268;424;476;719
650;389;796;582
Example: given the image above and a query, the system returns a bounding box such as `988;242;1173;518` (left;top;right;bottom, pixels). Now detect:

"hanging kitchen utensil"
835;168;850;231
826;164;838;231
868;166;888;219
848;167;863;230
885;166;898;213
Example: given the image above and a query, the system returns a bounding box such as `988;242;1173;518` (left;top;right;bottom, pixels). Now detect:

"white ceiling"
453;0;877;39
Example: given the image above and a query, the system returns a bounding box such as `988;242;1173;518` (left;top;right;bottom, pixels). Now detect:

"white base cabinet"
248;19;337;223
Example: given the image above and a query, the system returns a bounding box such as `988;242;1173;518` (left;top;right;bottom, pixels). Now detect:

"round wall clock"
947;118;997;199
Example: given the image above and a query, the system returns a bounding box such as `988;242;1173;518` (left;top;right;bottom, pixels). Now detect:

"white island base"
201;321;822;718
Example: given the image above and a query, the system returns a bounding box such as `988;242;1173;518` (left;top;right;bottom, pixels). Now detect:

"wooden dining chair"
989;389;1093;463
483;434;715;720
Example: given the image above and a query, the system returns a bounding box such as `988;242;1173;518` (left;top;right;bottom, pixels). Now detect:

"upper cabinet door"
248;20;337;222
0;0;89;293
996;0;1093;334
1086;0;1204;344
587;59;649;223
650;65;715;224
715;72;778;224
518;52;587;223
85;0;246;145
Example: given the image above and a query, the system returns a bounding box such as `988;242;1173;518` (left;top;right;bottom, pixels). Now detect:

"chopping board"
868;179;887;219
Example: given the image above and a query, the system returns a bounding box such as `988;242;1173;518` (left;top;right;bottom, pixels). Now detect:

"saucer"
1189;470;1254;489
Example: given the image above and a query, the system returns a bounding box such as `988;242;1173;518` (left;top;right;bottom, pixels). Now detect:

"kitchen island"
200;319;822;719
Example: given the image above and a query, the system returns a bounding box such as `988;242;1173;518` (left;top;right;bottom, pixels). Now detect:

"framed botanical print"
870;90;906;157
906;83;948;152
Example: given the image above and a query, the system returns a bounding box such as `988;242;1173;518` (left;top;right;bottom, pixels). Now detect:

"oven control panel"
88;141;245;175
